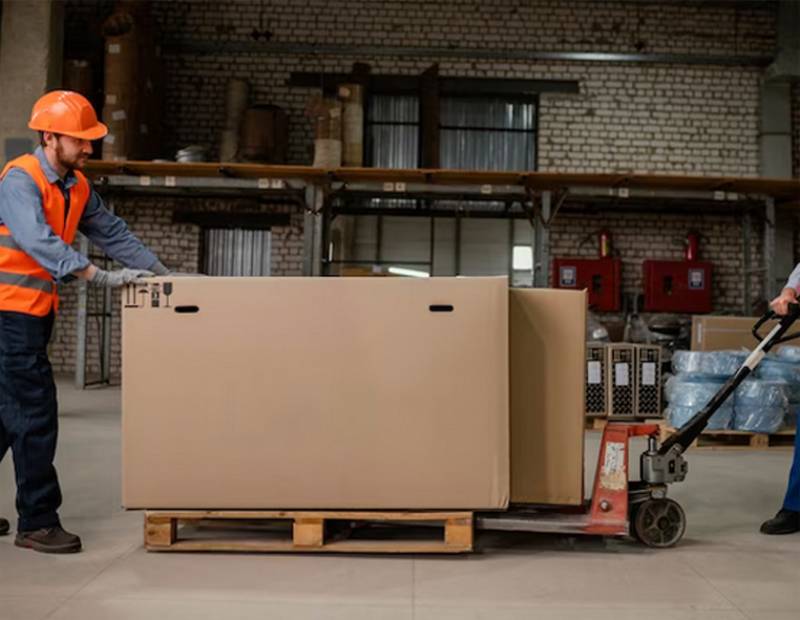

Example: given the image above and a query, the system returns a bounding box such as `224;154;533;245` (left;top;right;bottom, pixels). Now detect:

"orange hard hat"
28;90;108;141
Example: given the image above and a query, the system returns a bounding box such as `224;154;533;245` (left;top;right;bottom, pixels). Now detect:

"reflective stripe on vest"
0;271;55;293
0;154;90;316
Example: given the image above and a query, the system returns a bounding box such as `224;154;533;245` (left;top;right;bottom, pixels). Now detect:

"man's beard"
55;140;89;170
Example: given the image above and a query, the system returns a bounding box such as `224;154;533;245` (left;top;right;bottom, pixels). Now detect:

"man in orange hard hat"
0;91;169;553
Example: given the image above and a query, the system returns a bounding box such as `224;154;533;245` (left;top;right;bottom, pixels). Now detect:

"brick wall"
549;210;763;317
149;0;774;54
62;0;774;174
53;0;785;378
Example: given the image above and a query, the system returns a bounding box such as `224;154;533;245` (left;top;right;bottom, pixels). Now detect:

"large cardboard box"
690;315;775;351
122;276;509;510
509;289;586;506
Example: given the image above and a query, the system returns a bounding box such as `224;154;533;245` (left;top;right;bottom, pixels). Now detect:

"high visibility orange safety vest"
0;154;90;316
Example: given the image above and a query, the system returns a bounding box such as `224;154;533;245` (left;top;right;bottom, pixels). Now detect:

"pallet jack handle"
753;306;800;346
658;303;800;456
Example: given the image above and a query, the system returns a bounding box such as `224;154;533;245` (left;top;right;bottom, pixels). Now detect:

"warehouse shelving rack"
80;159;798;387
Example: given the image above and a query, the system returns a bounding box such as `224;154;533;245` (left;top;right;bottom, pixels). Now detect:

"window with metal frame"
366;94;420;169
365;93;537;172
439;95;537;171
203;228;272;276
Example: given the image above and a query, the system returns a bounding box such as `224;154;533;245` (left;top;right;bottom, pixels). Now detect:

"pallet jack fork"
478;305;800;548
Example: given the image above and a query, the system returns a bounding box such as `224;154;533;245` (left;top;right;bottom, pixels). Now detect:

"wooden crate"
144;510;474;554
585;343;608;417
659;426;796;450
634;344;662;418
606;344;636;418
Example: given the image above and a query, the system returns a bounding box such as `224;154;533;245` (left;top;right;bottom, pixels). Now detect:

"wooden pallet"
144;510;474;554
659;426;796;450
585;417;664;432
585;416;608;431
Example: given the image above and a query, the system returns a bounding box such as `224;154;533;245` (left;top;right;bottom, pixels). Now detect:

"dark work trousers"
784;423;800;512
0;310;62;532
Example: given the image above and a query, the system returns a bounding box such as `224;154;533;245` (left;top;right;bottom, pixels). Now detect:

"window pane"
367;95;421;210
440;97;534;130
368;94;419;123
370;125;419;169
440;129;533;171
203;228;271;276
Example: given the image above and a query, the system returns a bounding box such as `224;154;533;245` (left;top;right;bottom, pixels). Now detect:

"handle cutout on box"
429;304;454;313
174;305;199;314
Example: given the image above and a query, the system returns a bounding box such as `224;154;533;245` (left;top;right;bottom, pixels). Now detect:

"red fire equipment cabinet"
552;230;622;312
642;232;713;313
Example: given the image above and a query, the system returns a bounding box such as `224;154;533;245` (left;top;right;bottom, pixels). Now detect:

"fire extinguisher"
685;232;699;261
599;230;612;258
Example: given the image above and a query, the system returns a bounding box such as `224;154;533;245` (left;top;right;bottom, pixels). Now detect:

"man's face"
47;134;93;170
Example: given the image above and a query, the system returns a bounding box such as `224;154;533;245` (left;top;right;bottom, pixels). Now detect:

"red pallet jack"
477;305;800;548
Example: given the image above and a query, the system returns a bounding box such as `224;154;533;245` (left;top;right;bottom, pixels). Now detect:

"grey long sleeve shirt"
0;147;159;282
786;264;800;293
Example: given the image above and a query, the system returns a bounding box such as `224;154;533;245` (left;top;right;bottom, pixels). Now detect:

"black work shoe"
0;518;9;536
760;509;800;535
15;526;82;553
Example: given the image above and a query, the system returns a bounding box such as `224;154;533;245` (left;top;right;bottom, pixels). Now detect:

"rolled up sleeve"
79;189;159;271
0;168;91;281
785;263;800;294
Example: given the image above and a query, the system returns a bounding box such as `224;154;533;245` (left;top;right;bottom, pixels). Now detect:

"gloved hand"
150;260;171;276
90;268;154;288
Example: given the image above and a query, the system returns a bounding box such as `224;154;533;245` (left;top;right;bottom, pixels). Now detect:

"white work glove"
90;268;154;288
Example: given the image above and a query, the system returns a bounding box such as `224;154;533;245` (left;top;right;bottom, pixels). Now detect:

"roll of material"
756;358;800;382
224;78;250;129
776;346;800;363
666;405;733;431
672;350;747;377
733;406;785;433
313;138;342;168
755;359;800;401
339;83;364;167
218;78;250;161
306;96;342;141
665;375;734;409
102;2;161;160
735;379;789;409
219;129;239;162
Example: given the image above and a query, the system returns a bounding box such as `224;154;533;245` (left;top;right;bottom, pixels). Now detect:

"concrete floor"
1;382;799;620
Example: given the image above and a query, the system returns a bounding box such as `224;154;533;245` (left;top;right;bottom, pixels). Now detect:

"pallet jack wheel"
632;498;686;548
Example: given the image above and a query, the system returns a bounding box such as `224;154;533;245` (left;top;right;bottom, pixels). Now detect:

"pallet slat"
144;510;474;554
659;426;796;450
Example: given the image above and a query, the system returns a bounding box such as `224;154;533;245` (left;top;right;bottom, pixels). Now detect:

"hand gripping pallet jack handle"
659;303;800;457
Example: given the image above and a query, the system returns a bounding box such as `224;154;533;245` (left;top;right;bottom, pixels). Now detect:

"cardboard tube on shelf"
313;138;343;168
306;95;343;167
339;84;364;167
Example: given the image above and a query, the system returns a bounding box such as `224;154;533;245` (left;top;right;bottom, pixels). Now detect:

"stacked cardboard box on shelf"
690;315;778;351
